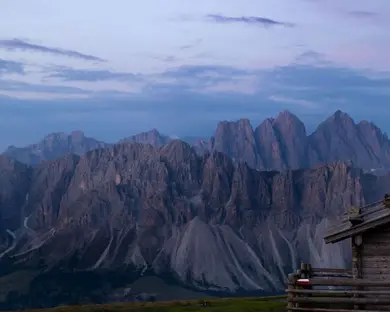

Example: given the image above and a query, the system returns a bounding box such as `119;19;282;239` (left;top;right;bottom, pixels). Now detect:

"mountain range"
0;140;390;309
4;110;390;170
1;110;390;309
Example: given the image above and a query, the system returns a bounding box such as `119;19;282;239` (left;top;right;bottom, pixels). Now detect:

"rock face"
3;131;108;165
4;111;390;171
308;110;390;169
0;140;389;308
200;110;390;170
120;129;171;147
3;129;178;165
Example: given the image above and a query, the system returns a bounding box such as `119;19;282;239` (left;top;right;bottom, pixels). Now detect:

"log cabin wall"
361;225;390;281
361;225;390;310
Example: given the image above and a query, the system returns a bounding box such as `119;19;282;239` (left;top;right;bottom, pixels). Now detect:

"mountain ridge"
3;110;390;170
1;140;389;308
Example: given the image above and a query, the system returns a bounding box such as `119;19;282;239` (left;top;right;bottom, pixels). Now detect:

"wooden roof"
324;196;390;244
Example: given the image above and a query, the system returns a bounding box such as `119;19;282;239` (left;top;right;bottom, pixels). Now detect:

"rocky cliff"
5;111;390;171
120;128;171;147
204;110;390;170
3;131;109;165
0;140;389;308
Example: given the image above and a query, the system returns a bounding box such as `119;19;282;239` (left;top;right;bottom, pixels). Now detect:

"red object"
297;279;311;286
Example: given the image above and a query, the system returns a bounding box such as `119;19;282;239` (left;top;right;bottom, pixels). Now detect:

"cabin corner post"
296;263;312;309
352;234;363;310
287;273;298;312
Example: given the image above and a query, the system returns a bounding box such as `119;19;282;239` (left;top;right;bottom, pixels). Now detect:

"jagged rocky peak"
321;110;355;128
43;132;68;143
5;145;16;150
308;111;390;168
251;111;308;169
255;117;274;133
69;130;85;141
208;109;390;170
334;109;351;119
236;118;252;128
274;110;306;133
215;118;253;133
160;139;196;160
357;120;388;141
213;118;258;168
2;131;108;165
312;111;356;138
275;110;298;121
121;128;171;147
4;109;390;171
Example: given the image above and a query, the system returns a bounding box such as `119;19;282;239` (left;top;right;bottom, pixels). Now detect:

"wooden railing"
286;264;390;312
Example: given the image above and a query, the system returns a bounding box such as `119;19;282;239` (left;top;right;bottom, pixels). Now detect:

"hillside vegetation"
23;296;286;312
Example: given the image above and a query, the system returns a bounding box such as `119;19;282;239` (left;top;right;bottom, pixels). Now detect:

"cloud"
257;60;390;118
0;79;92;94
348;11;378;18
2;59;390;151
162;65;250;78
178;38;203;50
46;67;141;82
2;50;390;119
149;64;258;94
205;14;294;28
264;64;390;90
269;95;318;108
151;55;179;63
294;50;324;63
291;50;333;68
0;38;106;62
0;59;25;75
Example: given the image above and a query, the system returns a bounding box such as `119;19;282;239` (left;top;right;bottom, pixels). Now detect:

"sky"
1;0;390;150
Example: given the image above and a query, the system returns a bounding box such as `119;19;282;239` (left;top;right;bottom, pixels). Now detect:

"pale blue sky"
1;0;390;149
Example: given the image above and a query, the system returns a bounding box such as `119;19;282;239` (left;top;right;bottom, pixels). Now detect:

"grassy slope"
23;296;286;312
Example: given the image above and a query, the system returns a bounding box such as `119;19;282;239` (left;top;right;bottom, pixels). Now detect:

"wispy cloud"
151;55;179;62
162;65;250;78
0;78;92;94
155;64;256;92
293;50;330;66
0;59;25;75
178;38;203;50
46;67;141;82
348;10;378;19
205;14;295;28
0;38;106;62
269;95;318;108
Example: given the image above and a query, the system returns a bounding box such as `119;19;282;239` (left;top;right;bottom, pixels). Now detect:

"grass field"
23;296;286;312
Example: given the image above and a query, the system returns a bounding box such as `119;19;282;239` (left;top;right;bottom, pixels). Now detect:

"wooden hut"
286;194;390;312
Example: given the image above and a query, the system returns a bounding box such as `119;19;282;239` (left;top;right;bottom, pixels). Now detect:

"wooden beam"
287;273;298;312
290;296;390;305
286;289;390;296
341;200;385;216
362;257;390;267
352;234;362;310
362;267;390;275
325;209;390;244
351;236;362;278
300;278;390;287
312;272;353;278
311;268;352;274
291;308;387;312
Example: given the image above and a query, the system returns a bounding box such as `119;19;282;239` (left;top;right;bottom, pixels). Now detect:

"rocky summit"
3;131;109;165
1;140;390;309
204;110;390;170
4;111;390;172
